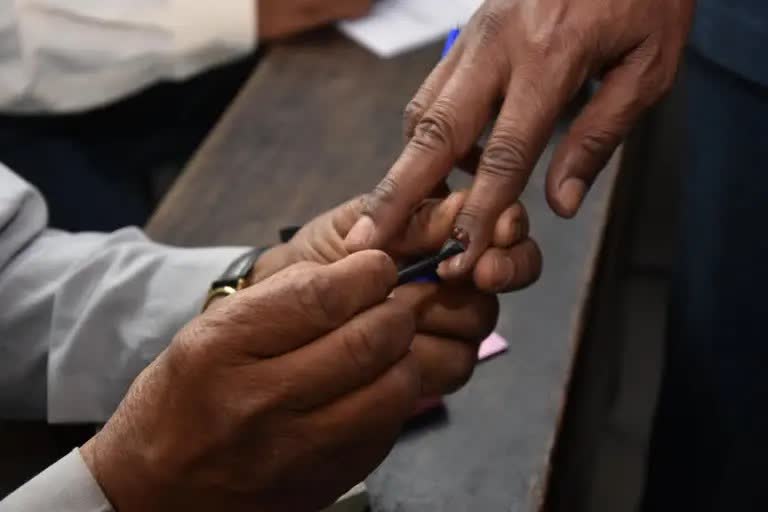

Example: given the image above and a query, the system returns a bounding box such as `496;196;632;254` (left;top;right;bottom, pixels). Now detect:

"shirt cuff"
1;449;112;512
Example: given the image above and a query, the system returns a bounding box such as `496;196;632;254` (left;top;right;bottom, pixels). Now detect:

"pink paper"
478;331;509;361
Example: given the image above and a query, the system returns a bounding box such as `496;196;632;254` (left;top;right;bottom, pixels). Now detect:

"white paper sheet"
339;0;483;58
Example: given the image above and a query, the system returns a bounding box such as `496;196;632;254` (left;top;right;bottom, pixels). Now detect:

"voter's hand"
345;0;694;277
258;0;371;40
80;251;417;512
251;192;541;396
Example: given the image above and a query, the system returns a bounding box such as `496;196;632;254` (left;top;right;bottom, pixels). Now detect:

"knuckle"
295;270;343;326
577;127;619;164
475;9;505;47
480;134;530;180
454;202;485;228
366;176;400;211
403;99;426;136
410;100;458;155
170;317;224;367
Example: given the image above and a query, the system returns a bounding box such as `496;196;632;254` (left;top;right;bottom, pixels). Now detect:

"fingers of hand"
389;281;498;396
546;71;663;217
403;44;463;142
393;282;498;343
344;41;503;253
208;250;396;357
268;300;415;411
445;67;567;277
435;201;528;280
300;353;420;470
411;334;479;396
473;239;543;293
547;33;682;217
492;202;529;248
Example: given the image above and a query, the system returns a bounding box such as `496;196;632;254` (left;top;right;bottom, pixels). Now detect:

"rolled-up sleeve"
0;0;256;113
0;164;248;422
0;449;112;512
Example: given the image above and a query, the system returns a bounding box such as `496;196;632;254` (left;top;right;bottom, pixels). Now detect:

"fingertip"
344;215;376;251
474;251;516;293
556;177;587;218
364;249;399;284
473;240;543;293
340;249;398;291
493;203;526;247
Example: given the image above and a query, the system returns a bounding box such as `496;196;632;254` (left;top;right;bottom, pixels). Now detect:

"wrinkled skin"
346;0;695;278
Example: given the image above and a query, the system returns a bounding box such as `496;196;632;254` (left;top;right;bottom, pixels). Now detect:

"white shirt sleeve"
0;163;249;423
0;0;256;113
0;449;112;512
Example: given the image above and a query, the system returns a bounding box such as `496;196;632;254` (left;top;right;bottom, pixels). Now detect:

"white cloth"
0;0;256;113
0;450;112;512
0;163;247;422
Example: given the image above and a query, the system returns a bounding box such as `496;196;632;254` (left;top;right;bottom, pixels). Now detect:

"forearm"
0;165;247;422
0;0;256;113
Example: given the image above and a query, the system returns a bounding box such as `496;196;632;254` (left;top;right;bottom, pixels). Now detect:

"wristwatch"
203;247;267;311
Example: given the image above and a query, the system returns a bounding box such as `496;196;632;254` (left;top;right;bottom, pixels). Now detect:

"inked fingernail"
345;216;375;248
451;226;470;247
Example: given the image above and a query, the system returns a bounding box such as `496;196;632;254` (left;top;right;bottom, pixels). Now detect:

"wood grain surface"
147;28;620;512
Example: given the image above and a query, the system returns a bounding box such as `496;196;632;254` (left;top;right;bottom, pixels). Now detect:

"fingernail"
449;253;465;272
345;215;375;249
559;178;587;216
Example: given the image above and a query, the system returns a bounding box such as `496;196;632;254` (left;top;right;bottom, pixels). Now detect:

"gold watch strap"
203;247;269;312
202;279;245;312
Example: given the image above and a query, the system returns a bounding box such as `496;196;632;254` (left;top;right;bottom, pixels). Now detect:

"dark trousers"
0;56;257;232
643;50;768;510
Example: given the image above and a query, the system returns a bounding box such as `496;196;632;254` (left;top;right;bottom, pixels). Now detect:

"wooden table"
147;28;621;512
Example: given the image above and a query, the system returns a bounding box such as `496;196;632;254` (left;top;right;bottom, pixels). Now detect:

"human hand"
80;251;419;512
258;0;372;40
251;192;541;395
345;0;695;276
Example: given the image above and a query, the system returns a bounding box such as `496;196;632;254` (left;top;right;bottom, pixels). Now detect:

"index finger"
444;62;578;276
344;44;504;253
